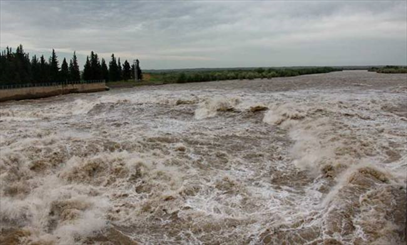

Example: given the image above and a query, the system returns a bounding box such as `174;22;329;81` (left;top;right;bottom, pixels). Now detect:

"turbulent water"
0;71;406;245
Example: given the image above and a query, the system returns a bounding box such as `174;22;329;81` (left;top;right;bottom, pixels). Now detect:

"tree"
49;49;59;82
39;55;50;83
135;59;142;81
109;54;119;81
16;45;33;83
89;51;102;80
177;73;187;83
122;60;131;80
0;51;7;83
118;58;122;81
0;47;13;84
101;58;109;81
255;68;265;74
131;64;135;80
60;58;69;82
83;56;91;80
69;51;80;81
69;59;74;81
0;46;149;85
31;55;40;83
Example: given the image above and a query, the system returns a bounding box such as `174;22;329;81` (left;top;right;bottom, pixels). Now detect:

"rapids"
0;71;406;244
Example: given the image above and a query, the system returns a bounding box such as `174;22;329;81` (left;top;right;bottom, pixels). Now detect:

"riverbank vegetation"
368;66;407;74
1;44;346;87
147;67;341;84
0;45;137;85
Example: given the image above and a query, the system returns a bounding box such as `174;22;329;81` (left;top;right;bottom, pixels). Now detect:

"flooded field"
0;71;406;244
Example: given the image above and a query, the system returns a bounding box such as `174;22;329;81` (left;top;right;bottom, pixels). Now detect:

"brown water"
0;71;406;244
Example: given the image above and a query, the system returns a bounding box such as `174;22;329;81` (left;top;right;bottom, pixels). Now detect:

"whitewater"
0;71;406;244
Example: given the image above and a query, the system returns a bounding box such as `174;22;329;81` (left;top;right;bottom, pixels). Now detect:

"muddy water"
0;71;406;244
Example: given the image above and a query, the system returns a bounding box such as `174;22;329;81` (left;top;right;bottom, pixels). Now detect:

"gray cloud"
1;0;405;69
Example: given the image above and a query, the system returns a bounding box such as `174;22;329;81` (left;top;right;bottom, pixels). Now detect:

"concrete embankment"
0;82;109;102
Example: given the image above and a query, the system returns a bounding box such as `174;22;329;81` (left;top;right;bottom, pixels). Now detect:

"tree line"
368;66;407;74
0;44;139;85
151;67;342;84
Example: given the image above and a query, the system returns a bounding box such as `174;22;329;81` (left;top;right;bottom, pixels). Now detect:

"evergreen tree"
90;51;95;79
0;51;6;83
101;58;109;81
0;46;150;85
49;49;59;81
15;45;24;82
135;59;142;81
4;47;19;83
31;55;40;83
131;64;135;80
13;44;32;83
83;56;92;80
69;59;74;81
70;51;80;81
109;54;119;81
89;51;102;80
118;58;122;81
0;47;13;84
122;60;131;80
39;55;50;83
6;47;12;60
60;58;69;82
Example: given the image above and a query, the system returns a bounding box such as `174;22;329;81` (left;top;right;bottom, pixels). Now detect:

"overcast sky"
1;0;406;69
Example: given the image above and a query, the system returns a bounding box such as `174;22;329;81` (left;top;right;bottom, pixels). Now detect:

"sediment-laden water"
0;71;406;244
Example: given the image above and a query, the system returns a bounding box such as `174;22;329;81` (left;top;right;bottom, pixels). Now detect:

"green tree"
31;55;40;83
60;58;69;82
90;51;102;80
39;55;50;83
16;44;32;83
118;58;122;80
177;73;187;83
49;49;59;81
69;59;74;81
109;54;119;81
0;47;14;84
83;56;91;80
101;58;109;81
122;60;131;80
69;51;80;81
130;64;135;80
255;68;265;74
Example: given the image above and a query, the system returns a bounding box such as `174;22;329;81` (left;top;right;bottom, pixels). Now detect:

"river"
0;71;406;244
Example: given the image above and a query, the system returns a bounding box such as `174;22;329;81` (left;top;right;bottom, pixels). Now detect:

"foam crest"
195;96;241;119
